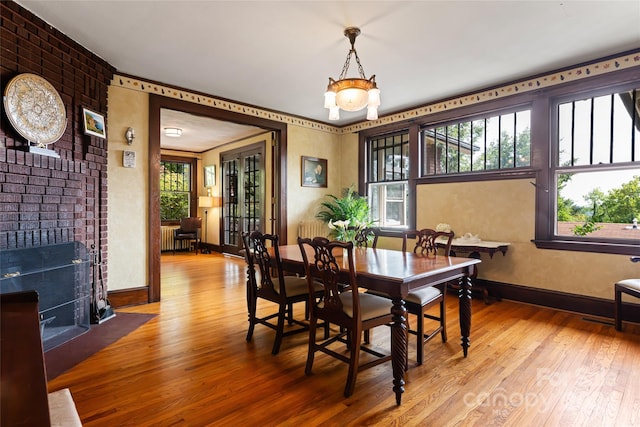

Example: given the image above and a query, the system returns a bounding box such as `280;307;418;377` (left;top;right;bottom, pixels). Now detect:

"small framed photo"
82;107;106;139
301;156;327;188
204;165;216;187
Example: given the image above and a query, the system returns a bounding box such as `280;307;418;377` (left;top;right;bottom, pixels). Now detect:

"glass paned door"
243;152;262;233
222;158;240;251
221;144;264;255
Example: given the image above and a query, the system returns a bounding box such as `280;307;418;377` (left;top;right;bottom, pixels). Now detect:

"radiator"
161;226;179;251
297;220;330;239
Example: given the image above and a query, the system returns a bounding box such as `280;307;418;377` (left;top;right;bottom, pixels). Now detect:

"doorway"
148;94;288;303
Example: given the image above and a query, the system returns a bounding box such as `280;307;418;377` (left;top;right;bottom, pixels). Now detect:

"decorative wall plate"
3;73;67;146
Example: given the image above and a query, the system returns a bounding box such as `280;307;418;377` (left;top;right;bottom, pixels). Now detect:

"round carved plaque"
3;73;67;146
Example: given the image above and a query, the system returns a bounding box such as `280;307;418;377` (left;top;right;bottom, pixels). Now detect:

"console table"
438;238;510;303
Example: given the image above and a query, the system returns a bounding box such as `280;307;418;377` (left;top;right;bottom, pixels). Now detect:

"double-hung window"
366;130;410;228
160;158;195;223
551;85;640;242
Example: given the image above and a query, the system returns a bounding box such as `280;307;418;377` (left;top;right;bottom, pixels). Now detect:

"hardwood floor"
48;252;640;426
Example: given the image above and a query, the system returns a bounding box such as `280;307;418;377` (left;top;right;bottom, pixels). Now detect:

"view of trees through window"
555;88;640;239
557;169;640;237
421;110;531;175
160;160;191;222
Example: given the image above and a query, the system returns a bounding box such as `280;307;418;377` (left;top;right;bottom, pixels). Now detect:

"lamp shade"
198;196;214;208
335;87;369;112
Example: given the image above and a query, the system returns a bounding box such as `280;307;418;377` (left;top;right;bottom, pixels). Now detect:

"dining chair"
614;256;640;331
402;228;455;365
173;217;202;254
354;227;380;248
297;236;393;398
242;231;323;355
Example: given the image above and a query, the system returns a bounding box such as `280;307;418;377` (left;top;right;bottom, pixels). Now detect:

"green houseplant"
316;186;372;243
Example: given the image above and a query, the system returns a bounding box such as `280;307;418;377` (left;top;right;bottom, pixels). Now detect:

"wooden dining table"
276;244;481;405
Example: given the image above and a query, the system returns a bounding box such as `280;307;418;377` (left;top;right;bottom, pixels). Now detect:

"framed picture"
82;107;106;139
204;165;216;187
301;156;327;188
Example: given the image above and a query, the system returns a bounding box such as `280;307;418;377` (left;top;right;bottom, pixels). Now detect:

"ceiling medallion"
3;73;66;157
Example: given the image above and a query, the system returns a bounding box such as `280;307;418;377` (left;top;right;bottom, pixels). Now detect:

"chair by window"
354;227;380;248
614;256;640;331
242;231;323;355
402;228;454;365
173;217;202;255
297;236;392;397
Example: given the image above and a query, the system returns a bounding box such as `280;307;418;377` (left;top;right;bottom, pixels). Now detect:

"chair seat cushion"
281;276;322;297
336;291;392;320
616;279;640;292
405;286;442;305
175;232;197;238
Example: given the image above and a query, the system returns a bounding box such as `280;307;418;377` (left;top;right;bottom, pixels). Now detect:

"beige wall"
285;125;342;244
107;86;150;291
106;82;636;301
413;179;636;300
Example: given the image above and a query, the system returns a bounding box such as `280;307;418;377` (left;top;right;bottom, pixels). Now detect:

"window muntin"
554;87;640;240
366;131;410;228
421;109;531;176
160;160;192;222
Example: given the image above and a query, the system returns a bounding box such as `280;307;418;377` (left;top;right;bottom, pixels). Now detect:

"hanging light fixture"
324;27;380;121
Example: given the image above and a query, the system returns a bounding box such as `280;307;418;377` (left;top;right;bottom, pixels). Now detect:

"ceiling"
15;1;640;152
160;109;264;152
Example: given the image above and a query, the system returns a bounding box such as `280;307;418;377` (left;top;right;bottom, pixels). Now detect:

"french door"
221;142;265;256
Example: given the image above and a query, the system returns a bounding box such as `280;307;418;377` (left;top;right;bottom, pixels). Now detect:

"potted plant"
316;186;373;243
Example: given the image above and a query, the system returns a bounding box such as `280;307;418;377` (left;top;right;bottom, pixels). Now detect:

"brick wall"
0;1;115;314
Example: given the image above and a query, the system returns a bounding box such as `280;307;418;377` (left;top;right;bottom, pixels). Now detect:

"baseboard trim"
107;287;149;308
478;279;640;324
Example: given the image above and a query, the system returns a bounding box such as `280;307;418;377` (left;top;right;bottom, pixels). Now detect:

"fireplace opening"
0;242;91;351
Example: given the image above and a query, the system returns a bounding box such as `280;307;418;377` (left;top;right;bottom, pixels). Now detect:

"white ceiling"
160;109;265;152
15;0;640;152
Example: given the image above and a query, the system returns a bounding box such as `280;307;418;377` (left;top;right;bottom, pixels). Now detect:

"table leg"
458;274;472;357
391;298;407;405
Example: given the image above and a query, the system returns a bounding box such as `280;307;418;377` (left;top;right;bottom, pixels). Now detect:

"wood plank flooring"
48;252;640;426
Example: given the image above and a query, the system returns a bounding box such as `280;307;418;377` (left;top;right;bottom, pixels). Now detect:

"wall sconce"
125;127;135;145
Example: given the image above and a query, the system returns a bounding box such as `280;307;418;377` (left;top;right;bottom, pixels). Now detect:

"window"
366;131;410;228
160;159;194;223
357;64;639;253
421;109;531;176
553;86;640;242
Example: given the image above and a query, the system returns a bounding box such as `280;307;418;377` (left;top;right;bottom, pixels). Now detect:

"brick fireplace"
0;1;115;318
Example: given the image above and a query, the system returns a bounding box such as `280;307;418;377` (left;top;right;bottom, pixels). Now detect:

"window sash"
552;87;640;242
421;109;531;176
368;182;408;228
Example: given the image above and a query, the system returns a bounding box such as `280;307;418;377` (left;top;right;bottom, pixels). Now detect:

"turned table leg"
459;274;472;357
391;298;408;405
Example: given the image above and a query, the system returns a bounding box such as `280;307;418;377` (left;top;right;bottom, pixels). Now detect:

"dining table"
275;244;481;405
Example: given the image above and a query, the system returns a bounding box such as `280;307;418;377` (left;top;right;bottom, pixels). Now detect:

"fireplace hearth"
0;242;91;351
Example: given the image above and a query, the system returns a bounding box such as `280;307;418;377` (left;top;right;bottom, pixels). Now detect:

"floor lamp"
198;195;214;254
